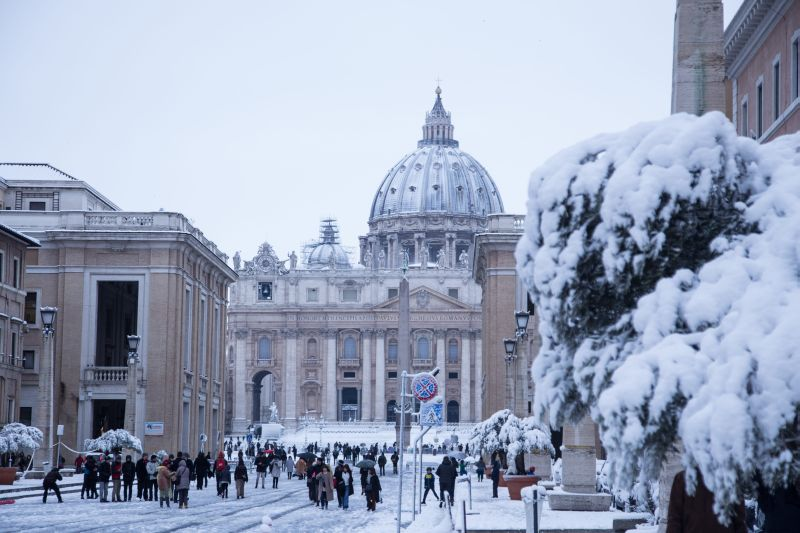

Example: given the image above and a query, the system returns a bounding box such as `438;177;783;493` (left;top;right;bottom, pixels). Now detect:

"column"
460;331;471;422
374;331;386;421
474;333;482;420
325;331;337;420
35;330;54;468
284;329;298;426
446;233;457;268
435;330;446;408
232;330;249;433
361;331;372;421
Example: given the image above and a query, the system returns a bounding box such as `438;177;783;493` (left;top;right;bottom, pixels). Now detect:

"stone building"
0;223;40;426
227;88;506;431
0;163;235;456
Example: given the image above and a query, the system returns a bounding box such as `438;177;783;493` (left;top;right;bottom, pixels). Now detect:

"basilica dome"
369;87;504;222
306;219;351;269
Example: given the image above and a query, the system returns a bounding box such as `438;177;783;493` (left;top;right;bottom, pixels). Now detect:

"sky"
0;0;744;263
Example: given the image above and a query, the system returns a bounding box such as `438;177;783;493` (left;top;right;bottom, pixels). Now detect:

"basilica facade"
226;88;505;431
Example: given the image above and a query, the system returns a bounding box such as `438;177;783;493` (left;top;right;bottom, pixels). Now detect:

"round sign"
411;373;439;402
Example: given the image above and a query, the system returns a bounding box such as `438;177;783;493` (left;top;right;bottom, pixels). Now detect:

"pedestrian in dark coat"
757;476;800;533
122;455;136;501
334;461;345;507
377;453;387;476
490;457;501;498
475;458;486;482
436;457;456;507
42;467;63;503
195;452;209;490
98;455;111;502
82;456;98;499
666;470;746;533
390;452;399;474
135;455;149;500
365;467;382;511
176;459;191;508
234;459;248;499
421;467;439;504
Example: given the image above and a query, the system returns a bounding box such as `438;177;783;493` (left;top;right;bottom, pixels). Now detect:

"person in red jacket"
111;455;123;502
214;451;228;496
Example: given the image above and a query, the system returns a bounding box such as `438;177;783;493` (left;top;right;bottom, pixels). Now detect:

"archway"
446;400;459;423
252;370;275;423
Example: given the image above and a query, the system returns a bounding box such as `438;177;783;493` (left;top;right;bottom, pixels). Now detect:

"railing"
84;366;128;384
199;376;208;393
486;213;525;232
184;371;194;388
254;358;276;367
338;358;361;368
302;358;320;367
412;358;433;368
213;381;221;396
0;353;20;367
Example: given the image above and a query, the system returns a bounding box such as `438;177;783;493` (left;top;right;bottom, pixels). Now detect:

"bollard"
533;487;538;533
462;499;468;533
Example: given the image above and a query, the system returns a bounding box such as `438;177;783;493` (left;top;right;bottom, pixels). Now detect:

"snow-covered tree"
84;429;142;454
516;111;800;522
468;409;512;456
498;414;554;474
0;423;43;454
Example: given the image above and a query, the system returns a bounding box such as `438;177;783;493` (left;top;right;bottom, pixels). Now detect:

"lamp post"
502;338;517;412
318;416;325;447
36;306;57;469
504;311;531;415
124;334;141;436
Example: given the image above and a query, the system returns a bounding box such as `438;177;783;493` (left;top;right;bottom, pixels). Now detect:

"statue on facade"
436;249;447;269
233;251;241;271
401;248;410;273
269;402;280;423
364;249;373;269
378;248;386;269
458;249;470;269
419;246;428;266
289;251;298;271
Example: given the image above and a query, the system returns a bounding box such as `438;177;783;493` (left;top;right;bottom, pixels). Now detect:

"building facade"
0;163;235;456
227;88;505;431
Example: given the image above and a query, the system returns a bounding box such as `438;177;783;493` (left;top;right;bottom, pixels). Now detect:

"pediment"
374;286;472;311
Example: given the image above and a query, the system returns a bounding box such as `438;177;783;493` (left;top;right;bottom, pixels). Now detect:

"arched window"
447;400;459;423
386;400;397;422
416;337;430;359
448;339;459;363
307;338;318;358
343;336;357;359
258;337;271;360
387;339;398;363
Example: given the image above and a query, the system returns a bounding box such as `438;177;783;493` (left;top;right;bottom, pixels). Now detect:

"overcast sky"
0;0;744;263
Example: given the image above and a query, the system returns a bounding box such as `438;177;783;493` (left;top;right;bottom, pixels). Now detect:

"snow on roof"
0;223;40;247
0;162;79;181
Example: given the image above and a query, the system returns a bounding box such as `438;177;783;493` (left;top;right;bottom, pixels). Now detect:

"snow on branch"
84;429;143;454
0;423;43;453
516;111;800;521
469;409;553;473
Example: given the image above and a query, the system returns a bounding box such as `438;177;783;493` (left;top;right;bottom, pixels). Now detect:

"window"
448;339;459;363
19;406;32;426
386;400;397;422
774;60;781;120
343;337;357;359
183;287;192;370
446;400;459;423
258;337;272;360
28;201;46;211
387;288;398;299
757;81;764;137
22;350;34;370
387;371;397;379
212;306;220;380
0;251;4;283
416;337;430;359
794;37;800;100
24;292;37;324
742;97;749;136
306;288;318;302
342;288;358;302
387;339;398;363
198;298;207;375
448;288;459;300
12;258;19;288
343;371;356;379
258;282;273;301
11;332;17;361
448;371;459;379
307;338;318;358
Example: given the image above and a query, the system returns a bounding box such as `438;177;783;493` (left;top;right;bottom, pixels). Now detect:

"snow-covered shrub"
498;414;554;474
84;429;142;454
0;423;43;453
516;111;800;522
468;409;512;456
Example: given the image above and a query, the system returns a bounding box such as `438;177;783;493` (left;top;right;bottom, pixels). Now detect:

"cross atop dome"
419;86;458;148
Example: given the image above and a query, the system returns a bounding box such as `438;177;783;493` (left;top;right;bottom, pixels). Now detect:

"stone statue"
436;249;446;269
378;248;386;269
269;402;279;423
401;248;410;272
364;249;373;269
419;246;428;266
233;251;241;271
458;249;469;269
289;251;298;271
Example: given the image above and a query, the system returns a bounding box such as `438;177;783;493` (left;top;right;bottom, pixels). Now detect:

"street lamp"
515;311;530;337
318;416;326;447
503;338;517;361
37;306;57;469
124;334;141;435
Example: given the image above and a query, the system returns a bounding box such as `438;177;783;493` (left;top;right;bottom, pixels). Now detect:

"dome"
369;88;504;222
306;219;351;269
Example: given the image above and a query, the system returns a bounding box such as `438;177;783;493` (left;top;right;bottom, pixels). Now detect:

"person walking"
436;457;455;507
295;457;307;480
218;462;231;498
136;454;149;500
285;456;295;480
81;455;97;499
490;455;501;498
475;458;486;482
377;453;387;476
170;452;182;503
317;465;334;509
234;458;248;499
122;455;136;501
341;464;354;510
390;451;399;474
365;467;382;511
111;455;123;502
98;454;111;503
334;461;345;507
146;455;159;502
214;451;228;496
42;467;63;503
666;470;746;533
459;459;467;476
194;451;208;490
74;454;85;474
421;467;439;505
270;458;281;489
156;459;175;508
176;459;191;508
254;451;268;488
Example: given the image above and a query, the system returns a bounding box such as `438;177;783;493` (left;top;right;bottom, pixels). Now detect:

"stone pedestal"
550;415;610;511
232;417;249;434
548;490;612;511
561;447;596;493
657;448;684;533
526;452;552;479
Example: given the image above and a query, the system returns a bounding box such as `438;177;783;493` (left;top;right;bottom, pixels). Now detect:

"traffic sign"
411;373;439;402
420;401;444;427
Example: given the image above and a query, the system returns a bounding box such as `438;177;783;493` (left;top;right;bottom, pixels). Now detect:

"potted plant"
468;409;514;482
499;415;554;500
0;423;44;484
